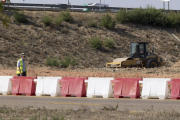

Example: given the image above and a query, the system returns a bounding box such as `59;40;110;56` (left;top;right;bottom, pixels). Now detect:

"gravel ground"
0;96;180;120
0;65;180;78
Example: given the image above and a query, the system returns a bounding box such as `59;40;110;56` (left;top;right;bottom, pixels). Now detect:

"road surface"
0;95;180;111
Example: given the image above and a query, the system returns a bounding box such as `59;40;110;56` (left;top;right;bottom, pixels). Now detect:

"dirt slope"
0;11;180;70
173;60;180;68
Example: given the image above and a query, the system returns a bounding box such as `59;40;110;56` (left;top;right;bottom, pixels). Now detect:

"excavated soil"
0;11;180;70
0;65;180;78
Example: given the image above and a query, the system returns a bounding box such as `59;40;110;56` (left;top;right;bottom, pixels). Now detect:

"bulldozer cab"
130;42;148;58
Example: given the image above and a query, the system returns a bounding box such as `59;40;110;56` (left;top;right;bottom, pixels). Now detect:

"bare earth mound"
173;60;180;68
0;11;180;77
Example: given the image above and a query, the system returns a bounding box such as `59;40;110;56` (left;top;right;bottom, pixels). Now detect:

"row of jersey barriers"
0;76;180;100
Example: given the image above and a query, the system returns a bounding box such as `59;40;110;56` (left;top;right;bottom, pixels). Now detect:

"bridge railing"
2;3;180;13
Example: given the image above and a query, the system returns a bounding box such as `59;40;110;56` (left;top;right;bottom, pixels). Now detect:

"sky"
10;0;180;10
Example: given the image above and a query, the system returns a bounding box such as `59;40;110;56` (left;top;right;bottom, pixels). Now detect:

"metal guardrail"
2;3;180;13
4;7;84;12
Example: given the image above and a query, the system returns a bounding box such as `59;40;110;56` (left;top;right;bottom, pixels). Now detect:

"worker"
140;48;144;53
17;53;27;76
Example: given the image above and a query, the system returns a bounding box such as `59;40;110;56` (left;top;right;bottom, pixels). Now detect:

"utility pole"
100;0;101;4
163;1;165;10
160;0;171;10
68;0;69;5
23;0;25;9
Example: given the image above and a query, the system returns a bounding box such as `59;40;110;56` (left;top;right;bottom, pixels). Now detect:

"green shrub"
113;54;117;59
61;10;73;22
46;57;59;67
88;19;97;27
51;115;64;120
100;14;116;29
13;12;28;23
116;6;180;27
165;12;180;27
42;15;52;26
126;6;164;26
89;36;103;49
115;9;128;24
176;13;180;26
54;16;63;26
60;56;77;68
0;3;11;27
104;38;115;48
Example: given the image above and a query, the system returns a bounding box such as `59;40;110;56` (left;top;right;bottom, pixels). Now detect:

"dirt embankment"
0;65;180;78
0;11;180;76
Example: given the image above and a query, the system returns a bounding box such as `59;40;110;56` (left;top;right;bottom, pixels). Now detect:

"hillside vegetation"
0;7;180;69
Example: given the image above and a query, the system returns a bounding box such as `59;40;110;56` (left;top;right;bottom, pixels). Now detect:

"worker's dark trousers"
17;72;26;76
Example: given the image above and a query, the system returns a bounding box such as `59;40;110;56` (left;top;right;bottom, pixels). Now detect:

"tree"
0;1;11;27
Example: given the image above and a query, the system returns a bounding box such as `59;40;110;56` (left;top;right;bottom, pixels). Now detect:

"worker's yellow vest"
16;59;26;74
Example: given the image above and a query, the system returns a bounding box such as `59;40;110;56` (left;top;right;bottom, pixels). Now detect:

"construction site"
0;3;180;119
0;10;179;77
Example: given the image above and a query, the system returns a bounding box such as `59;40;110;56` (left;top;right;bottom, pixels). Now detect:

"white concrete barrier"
140;78;171;99
35;77;61;97
85;77;114;98
0;76;13;95
36;77;62;81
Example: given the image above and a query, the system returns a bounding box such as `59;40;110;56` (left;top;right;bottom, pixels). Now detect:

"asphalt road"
0;95;180;111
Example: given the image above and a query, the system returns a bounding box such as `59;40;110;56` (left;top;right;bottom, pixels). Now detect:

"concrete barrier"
85;77;114;98
140;78;171;99
35;77;61;97
168;79;180;100
11;76;36;96
0;76;13;95
112;78;142;99
59;77;88;97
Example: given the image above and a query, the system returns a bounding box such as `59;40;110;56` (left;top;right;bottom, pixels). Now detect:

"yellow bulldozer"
106;42;165;68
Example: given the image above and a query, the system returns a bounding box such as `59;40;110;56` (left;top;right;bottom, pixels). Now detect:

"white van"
84;3;109;12
87;3;109;7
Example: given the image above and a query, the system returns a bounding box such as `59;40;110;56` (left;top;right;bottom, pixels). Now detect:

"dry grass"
0;105;180;120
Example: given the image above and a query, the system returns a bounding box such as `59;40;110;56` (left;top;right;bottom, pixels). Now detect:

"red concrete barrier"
112;78;142;99
168;79;180;99
13;76;37;79
11;77;36;96
59;77;87;97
